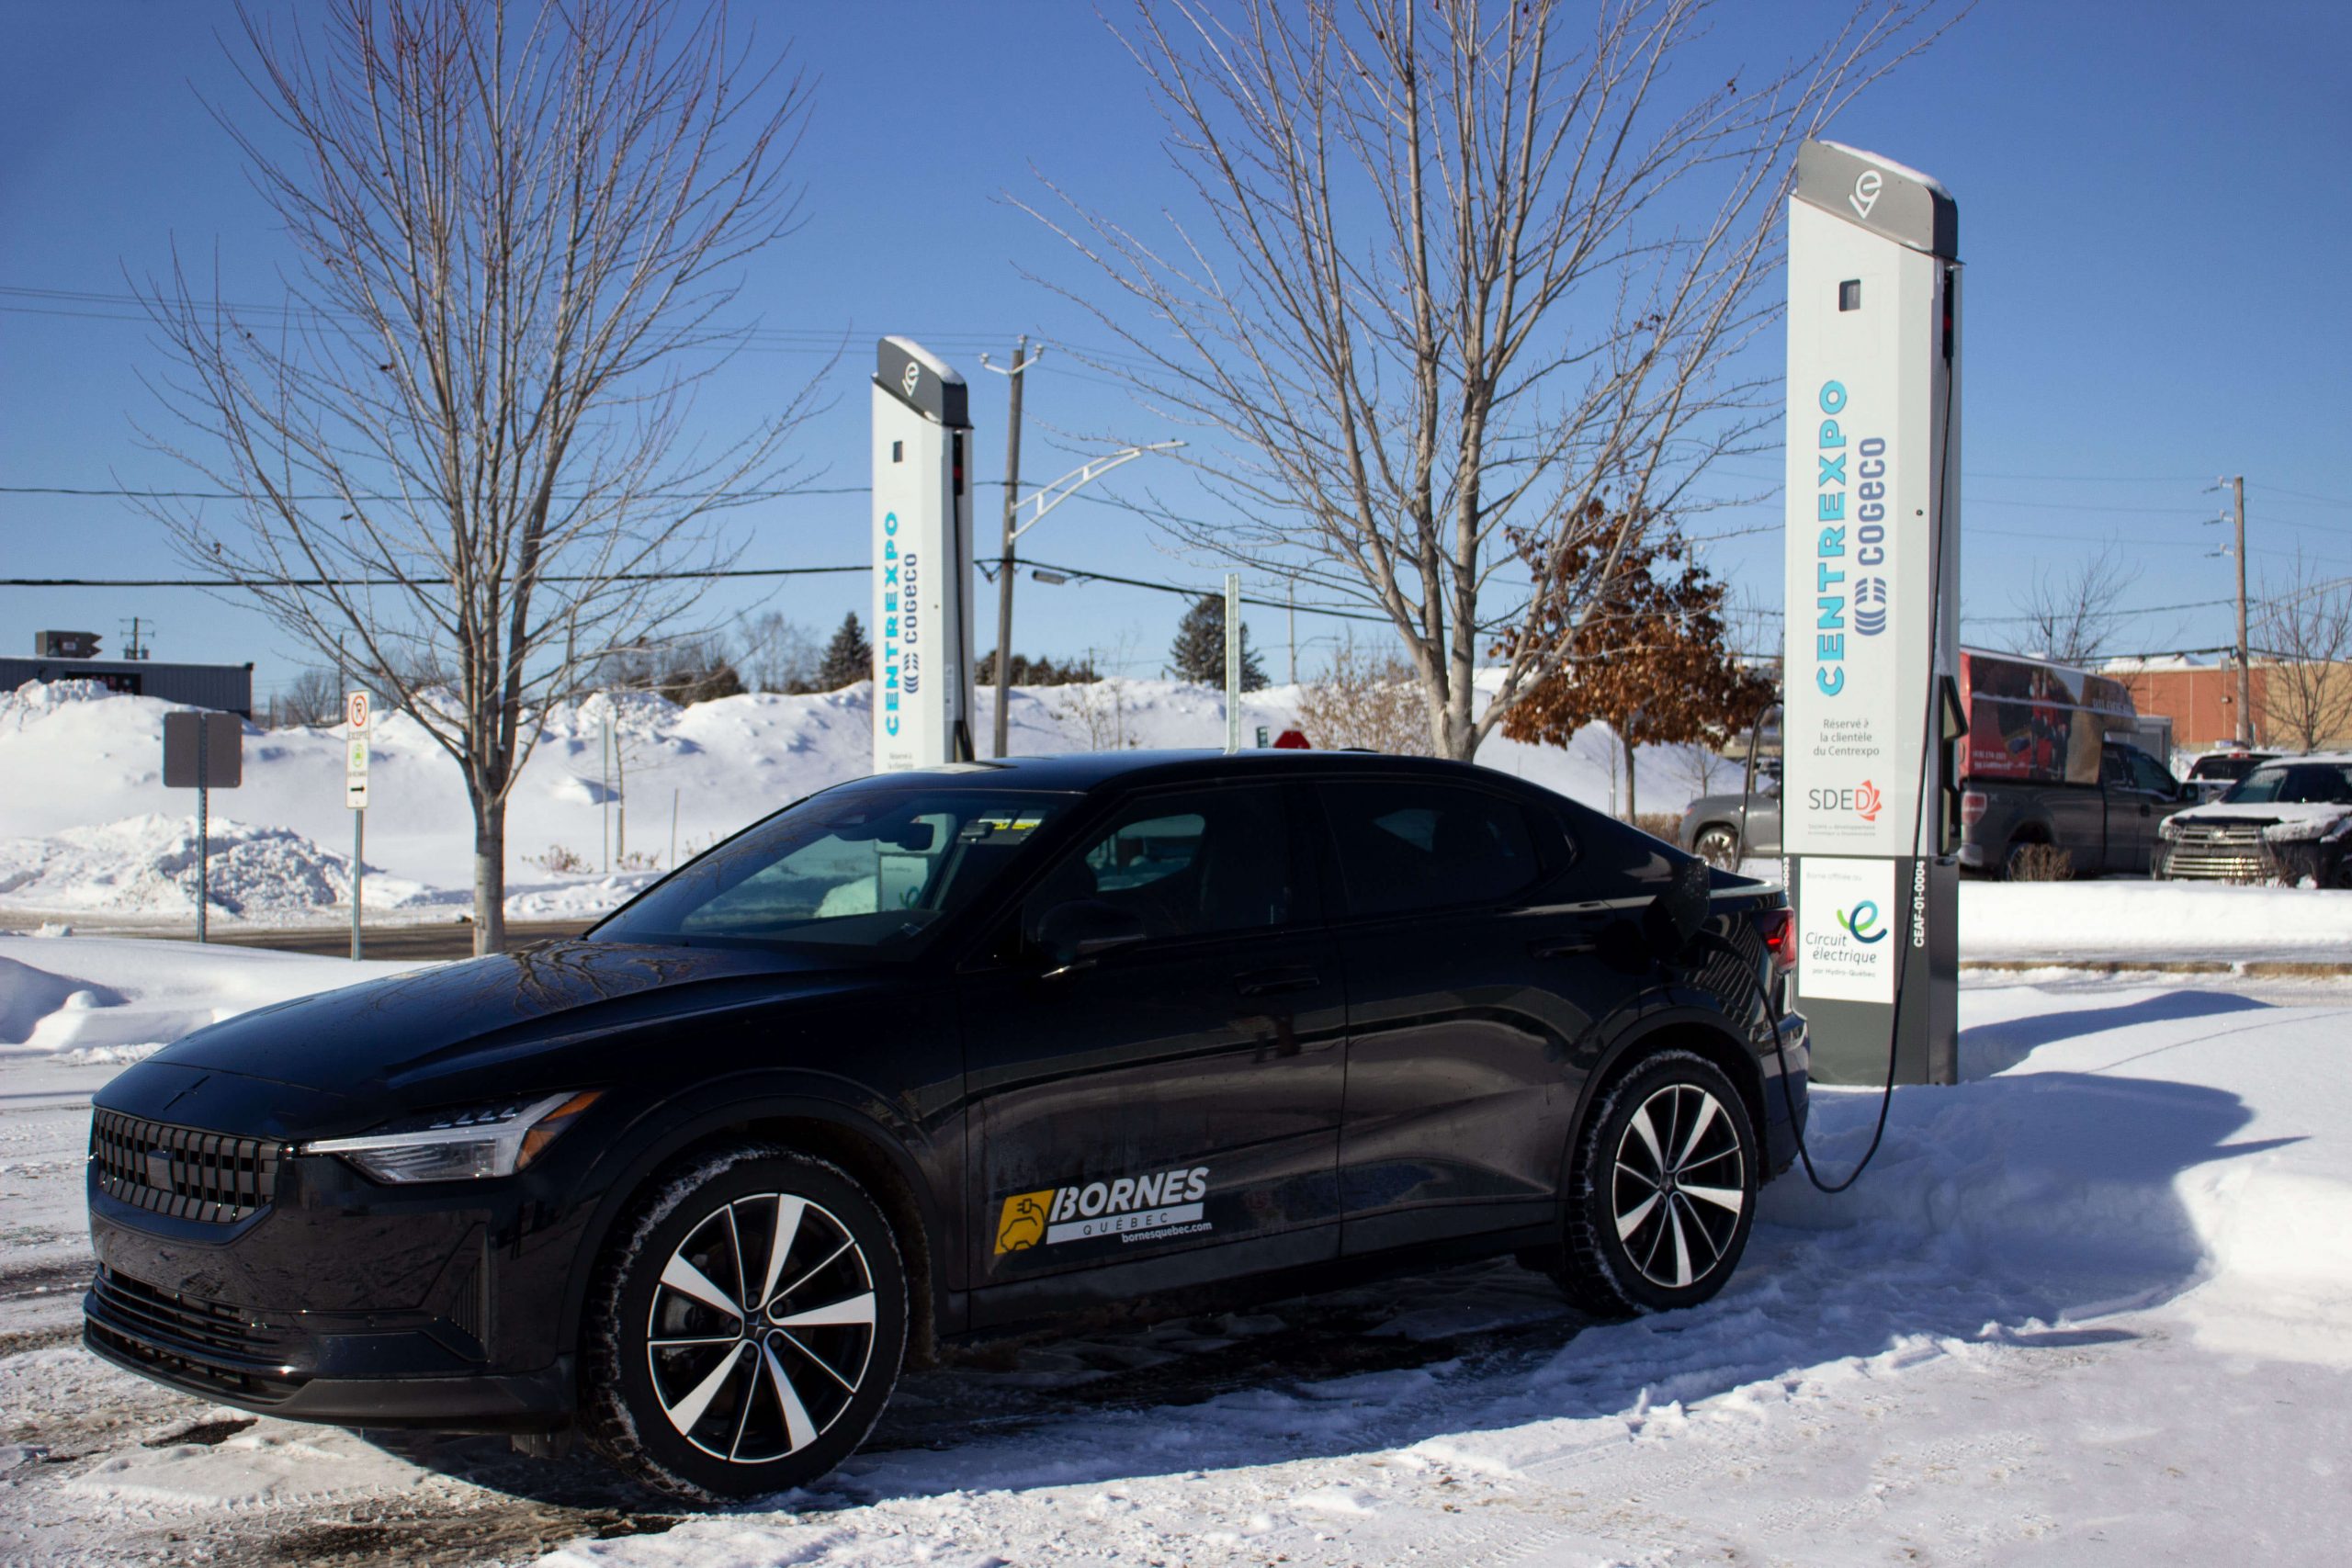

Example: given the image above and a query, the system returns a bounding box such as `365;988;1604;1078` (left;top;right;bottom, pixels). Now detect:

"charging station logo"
900;359;922;398
1849;167;1883;220
1854;576;1888;636
1838;900;1889;944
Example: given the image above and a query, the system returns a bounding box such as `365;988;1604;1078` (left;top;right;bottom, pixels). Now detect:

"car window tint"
1023;787;1291;944
2228;764;2352;805
2127;750;2177;794
1321;780;1541;917
594;789;1067;952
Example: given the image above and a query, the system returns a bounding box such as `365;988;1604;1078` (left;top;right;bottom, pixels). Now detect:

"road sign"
161;711;241;943
162;711;242;788
345;691;371;809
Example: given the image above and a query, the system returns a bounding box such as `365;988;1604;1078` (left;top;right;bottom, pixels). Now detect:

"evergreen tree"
1168;593;1267;690
817;612;873;691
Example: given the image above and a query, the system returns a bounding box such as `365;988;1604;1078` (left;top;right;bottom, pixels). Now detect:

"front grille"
85;1267;301;1403
90;1110;282;1224
2165;823;2274;882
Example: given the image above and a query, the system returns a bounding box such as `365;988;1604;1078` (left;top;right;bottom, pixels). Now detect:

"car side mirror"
1642;855;1713;962
1035;899;1148;976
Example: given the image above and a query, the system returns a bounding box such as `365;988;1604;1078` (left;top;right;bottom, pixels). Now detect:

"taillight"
1961;789;1987;827
1757;907;1796;971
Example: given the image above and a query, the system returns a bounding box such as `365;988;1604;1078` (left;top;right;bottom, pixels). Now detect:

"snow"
0;930;420;1055
0;679;1678;928
1961;880;2352;964
2;936;2351;1562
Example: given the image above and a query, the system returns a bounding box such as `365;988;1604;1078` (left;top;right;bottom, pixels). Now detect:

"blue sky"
3;0;2346;706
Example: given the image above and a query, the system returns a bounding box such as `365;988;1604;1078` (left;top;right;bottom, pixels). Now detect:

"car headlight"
2158;817;2184;842
304;1091;603;1183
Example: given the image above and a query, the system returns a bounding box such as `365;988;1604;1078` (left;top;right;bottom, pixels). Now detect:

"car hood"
2168;802;2352;842
133;940;878;1102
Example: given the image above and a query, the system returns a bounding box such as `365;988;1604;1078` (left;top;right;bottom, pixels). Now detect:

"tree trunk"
1622;728;1638;823
471;795;507;957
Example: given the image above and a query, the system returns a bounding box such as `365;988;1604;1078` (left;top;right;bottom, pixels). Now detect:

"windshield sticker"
960;813;1046;844
995;1166;1212;1254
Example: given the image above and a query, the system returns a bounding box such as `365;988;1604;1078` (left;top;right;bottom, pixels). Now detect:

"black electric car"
85;750;1808;1500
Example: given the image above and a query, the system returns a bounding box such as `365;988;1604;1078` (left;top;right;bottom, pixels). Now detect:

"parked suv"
85;750;1807;1501
2155;753;2352;886
2184;749;2278;803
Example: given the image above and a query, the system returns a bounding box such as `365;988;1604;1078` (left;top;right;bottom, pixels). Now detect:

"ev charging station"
872;336;979;773
1781;140;1964;1088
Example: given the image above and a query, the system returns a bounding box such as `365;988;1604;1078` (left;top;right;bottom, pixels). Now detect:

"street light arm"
1008;441;1186;543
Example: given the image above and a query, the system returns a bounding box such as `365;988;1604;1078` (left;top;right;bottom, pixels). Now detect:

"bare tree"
274;667;345;728
1024;0;1941;758
138;0;820;953
2256;555;2352;752
735;610;819;694
1295;633;1434;755
2003;543;2144;666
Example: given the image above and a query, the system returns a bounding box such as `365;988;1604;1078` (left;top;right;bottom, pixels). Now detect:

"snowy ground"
2;933;2349;1564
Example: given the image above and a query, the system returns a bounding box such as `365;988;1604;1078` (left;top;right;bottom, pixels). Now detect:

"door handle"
1531;921;1611;959
1235;965;1320;997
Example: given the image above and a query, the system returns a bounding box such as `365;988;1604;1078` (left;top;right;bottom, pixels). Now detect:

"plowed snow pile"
0;814;430;920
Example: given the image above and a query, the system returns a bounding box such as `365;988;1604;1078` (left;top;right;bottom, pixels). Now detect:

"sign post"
1781;140;1962;1087
162;711;242;943
345;690;370;960
871;336;977;773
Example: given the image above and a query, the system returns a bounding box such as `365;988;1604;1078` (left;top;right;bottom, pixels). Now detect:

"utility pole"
2233;474;2251;747
980;336;1044;758
2211;475;2253;746
1287;581;1296;686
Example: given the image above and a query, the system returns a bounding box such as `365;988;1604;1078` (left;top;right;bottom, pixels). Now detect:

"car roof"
865;748;1553;795
2244;751;2352;767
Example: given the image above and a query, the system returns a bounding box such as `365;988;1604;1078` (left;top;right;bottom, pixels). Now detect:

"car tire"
1693;826;1741;872
1552;1050;1758;1318
580;1145;908;1503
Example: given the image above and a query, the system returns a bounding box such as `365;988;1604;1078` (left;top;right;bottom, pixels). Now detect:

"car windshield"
588;784;1074;953
2221;762;2352;806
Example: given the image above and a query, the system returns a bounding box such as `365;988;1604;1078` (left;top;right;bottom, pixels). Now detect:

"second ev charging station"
1781;141;1964;1088
872;336;979;773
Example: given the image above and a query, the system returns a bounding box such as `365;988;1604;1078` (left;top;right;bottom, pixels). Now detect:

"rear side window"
1319;780;1543;917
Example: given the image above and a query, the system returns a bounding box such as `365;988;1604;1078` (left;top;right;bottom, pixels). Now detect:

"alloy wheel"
644;1192;877;1464
1694;827;1740;871
1609;1082;1746;1290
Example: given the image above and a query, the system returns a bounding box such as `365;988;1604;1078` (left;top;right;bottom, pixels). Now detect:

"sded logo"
1806;780;1883;823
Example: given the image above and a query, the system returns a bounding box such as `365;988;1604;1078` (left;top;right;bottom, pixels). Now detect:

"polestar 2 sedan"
85;749;1808;1500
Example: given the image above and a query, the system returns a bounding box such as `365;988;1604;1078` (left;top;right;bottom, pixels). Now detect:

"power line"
0;482;870;502
0;565;865;589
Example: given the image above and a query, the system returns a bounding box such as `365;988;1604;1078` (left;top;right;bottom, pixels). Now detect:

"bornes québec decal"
994;1165;1212;1255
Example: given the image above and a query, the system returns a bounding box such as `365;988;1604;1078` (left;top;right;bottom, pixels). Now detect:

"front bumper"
80;1268;571;1429
83;1134;595;1434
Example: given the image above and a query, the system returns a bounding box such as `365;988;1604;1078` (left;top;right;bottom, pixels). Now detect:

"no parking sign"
345;691;371;808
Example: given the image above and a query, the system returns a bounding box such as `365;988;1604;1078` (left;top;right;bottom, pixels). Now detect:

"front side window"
592;785;1072;953
1319;780;1542;917
2125;750;2178;795
2223;763;2352;806
1021;786;1292;944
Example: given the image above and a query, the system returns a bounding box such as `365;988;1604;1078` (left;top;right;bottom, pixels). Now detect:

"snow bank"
0;814;438;920
1962;879;2352;963
0;931;422;1055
